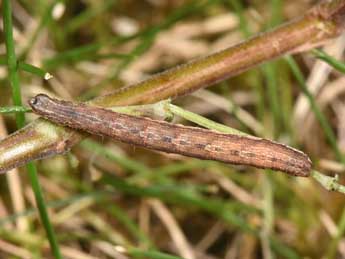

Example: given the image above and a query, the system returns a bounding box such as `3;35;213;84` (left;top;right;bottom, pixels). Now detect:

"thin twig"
311;170;345;193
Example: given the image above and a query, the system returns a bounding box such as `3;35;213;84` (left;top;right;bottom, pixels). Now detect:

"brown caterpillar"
29;94;312;177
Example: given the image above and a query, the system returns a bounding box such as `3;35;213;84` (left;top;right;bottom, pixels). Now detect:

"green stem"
3;2;25;127
311;170;345;193
168;104;247;136
0;106;31;114
18;62;53;79
312;48;345;74
2;1;62;258
110;100;173;121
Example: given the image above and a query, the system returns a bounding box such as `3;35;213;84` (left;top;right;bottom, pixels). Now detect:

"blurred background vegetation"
1;0;345;258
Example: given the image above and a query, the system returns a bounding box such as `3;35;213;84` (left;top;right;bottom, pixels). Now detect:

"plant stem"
0;106;31;114
312;48;345;73
168;104;247;136
2;1;62;258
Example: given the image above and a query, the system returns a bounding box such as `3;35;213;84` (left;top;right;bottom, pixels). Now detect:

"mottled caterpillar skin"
29;94;312;177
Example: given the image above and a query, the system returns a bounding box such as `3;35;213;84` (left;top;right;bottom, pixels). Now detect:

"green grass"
2;0;62;258
1;1;345;258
